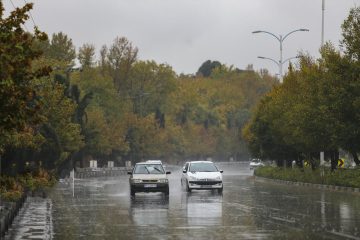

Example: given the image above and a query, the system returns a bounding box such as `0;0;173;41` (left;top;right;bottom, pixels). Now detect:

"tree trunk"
330;150;339;172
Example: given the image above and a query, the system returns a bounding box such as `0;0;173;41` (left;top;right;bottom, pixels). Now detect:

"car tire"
218;187;223;194
186;181;191;193
164;188;169;196
130;187;135;197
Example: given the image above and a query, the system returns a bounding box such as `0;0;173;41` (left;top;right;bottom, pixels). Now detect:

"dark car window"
189;162;218;172
134;164;165;174
184;163;189;172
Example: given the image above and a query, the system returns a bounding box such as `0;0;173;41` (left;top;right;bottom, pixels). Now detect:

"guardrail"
75;167;132;179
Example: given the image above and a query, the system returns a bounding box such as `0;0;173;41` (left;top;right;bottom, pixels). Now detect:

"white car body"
146;160;162;164
249;159;264;169
128;162;170;197
181;161;223;193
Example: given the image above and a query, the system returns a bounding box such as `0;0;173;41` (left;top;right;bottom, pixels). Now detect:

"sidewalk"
0;194;27;238
3;197;53;239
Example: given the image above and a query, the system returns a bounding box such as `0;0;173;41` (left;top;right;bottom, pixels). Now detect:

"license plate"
144;184;157;188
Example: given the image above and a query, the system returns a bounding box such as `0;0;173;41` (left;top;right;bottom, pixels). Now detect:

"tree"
78;43;95;68
36;78;84;169
47;32;76;65
107;37;138;93
319;43;360;166
70;66;130;165
341;7;360;61
242;92;298;166
338;7;360;165
0;2;50;152
127;61;176;120
196;60;221;77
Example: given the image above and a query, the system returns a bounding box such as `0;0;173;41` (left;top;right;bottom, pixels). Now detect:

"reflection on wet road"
5;163;360;239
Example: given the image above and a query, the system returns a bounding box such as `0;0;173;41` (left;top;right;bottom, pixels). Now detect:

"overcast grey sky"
4;0;360;75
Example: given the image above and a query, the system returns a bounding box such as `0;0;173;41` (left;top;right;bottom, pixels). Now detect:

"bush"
0;176;24;201
0;168;56;201
255;166;360;188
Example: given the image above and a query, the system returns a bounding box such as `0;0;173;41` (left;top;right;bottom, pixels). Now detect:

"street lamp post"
252;28;309;79
257;56;300;76
321;0;325;46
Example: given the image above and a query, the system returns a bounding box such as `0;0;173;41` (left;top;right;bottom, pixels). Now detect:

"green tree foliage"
0;3;278;173
106;37;138;93
78;43;95;68
244;7;360;167
70;67;130;163
341;7;360;60
339;7;360;165
171;67;277;160
36;77;84;169
46;32;76;65
0;2;50;152
197;60;221;77
127;61;176;120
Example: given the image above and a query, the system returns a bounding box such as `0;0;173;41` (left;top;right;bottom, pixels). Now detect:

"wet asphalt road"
5;162;360;240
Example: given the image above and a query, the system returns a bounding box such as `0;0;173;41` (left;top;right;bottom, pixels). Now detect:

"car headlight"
215;176;221;180
132;179;142;183
189;175;198;181
158;179;168;183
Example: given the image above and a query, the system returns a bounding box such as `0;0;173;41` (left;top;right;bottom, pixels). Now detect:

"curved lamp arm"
283;56;300;64
283;29;309;41
252;30;280;42
257;56;280;67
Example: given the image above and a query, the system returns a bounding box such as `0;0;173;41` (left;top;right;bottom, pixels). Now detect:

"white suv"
181;161;223;194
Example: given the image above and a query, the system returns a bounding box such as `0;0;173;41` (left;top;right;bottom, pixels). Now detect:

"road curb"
0;193;27;238
254;176;360;193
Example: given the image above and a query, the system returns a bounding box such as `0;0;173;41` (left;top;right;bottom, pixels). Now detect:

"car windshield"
189;162;218;172
134;164;165;174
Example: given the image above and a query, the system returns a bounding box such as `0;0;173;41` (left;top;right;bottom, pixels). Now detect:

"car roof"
136;161;162;165
146;160;162;163
188;161;214;164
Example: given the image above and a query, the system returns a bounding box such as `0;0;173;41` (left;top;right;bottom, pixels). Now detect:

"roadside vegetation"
0;169;56;201
243;7;360;171
255;166;360;189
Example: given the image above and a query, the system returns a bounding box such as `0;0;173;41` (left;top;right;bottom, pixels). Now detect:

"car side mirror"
182;170;187;173
220;170;223;173
166;171;171;174
127;171;132;175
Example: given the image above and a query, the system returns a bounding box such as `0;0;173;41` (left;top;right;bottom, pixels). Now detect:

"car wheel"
186;181;191;193
218;187;223;194
130;187;135;197
164;188;169;196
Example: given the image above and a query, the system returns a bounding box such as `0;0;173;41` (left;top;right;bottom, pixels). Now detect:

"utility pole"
321;0;325;46
320;0;325;172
